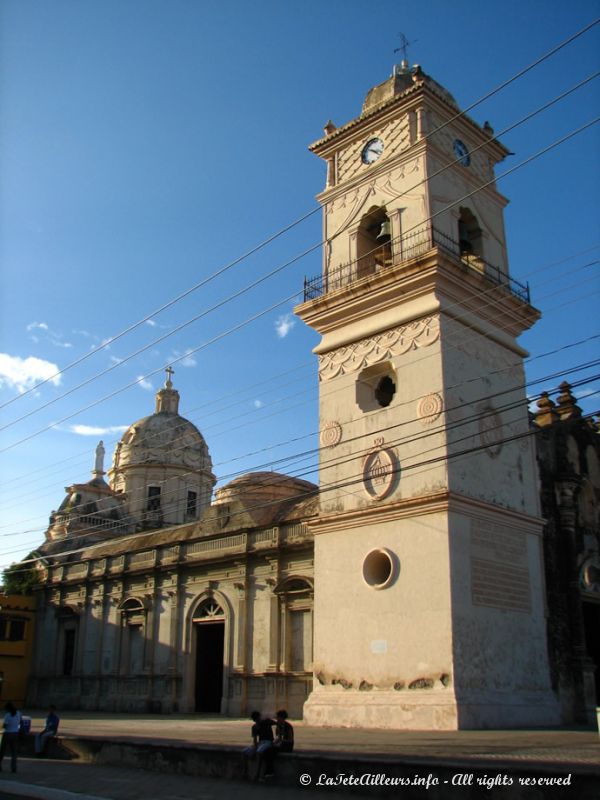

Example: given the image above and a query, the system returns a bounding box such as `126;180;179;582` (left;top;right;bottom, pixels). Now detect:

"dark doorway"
195;622;225;712
63;629;76;675
582;601;600;705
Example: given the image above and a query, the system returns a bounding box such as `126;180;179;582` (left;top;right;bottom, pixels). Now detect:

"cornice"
310;82;509;162
447;494;546;535
306;491;545;535
295;248;538;352
308;491;450;533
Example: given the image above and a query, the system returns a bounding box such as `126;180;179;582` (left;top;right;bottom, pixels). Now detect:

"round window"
362;548;396;589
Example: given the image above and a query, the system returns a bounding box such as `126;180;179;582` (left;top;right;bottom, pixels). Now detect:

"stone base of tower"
303;687;561;730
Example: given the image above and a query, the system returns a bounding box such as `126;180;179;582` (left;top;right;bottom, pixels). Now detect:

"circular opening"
375;376;395;407
363;548;395;589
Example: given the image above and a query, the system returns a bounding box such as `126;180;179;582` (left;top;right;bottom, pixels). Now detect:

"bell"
377;220;391;241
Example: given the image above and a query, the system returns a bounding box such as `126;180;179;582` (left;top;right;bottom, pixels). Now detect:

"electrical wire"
2;24;598;415
2;110;598;458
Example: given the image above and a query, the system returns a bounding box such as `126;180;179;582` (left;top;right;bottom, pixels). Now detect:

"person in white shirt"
0;702;21;773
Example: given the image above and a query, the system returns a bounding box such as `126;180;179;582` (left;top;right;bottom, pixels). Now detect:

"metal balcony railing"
303;224;530;304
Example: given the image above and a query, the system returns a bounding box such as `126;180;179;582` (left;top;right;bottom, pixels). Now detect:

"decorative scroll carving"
319;316;439;382
325;158;420;236
417;393;443;426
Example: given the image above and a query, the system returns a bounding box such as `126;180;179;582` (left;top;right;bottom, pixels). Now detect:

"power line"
3;68;597;437
2;23;597;415
2;365;597;558
2;110;598;458
4;400;597;575
3;241;595;498
1;272;598;532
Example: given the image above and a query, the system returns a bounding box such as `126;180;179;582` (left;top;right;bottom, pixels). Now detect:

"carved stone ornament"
417;393;443;426
362;439;399;500
320;420;342;448
319;316;440;382
478;404;503;458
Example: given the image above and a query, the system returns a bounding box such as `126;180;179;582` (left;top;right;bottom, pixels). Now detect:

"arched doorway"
193;598;225;712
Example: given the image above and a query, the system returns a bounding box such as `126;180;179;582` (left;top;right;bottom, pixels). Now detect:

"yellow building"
0;594;36;707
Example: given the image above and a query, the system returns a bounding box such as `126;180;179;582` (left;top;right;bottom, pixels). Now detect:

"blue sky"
1;1;599;568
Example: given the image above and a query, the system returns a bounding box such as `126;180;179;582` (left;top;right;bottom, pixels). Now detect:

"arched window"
119;597;145;621
458;207;483;259
356;207;392;278
192;598;225;621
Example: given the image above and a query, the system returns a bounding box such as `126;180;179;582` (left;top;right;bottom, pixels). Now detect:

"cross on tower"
394;32;415;64
165;365;174;388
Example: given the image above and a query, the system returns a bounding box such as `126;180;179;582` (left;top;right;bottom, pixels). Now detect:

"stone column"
234;582;247;671
388;207;404;260
348;229;358;283
144;581;160;676
267;585;280;671
416;105;427;140
73;591;90;674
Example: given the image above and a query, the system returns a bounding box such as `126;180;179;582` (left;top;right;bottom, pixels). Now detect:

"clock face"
361;137;384;165
453;139;470;167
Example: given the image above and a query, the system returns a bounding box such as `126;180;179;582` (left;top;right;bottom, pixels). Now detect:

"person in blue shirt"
0;702;21;773
35;705;60;757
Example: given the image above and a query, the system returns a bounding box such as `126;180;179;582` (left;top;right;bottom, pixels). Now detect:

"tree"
1;555;42;595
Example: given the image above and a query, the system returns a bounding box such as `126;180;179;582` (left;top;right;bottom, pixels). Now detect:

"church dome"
113;412;210;471
111;370;211;473
214;471;317;506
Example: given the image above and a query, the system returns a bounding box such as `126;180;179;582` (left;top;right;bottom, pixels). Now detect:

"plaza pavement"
0;711;598;800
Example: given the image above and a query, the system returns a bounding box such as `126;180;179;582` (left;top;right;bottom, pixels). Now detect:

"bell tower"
296;63;559;729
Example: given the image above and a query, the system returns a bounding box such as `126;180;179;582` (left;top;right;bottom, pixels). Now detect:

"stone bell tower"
295;63;559;729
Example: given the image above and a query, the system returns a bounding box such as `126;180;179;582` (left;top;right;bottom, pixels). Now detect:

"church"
27;62;600;729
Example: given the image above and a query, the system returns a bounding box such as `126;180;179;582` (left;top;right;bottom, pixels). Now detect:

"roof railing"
303;223;530;304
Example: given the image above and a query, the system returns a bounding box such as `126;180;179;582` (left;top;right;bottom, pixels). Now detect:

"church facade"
27;63;600;728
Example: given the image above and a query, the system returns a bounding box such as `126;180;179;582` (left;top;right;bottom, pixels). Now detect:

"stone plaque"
470;520;531;613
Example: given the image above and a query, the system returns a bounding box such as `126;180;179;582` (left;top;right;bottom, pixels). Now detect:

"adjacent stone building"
533;383;600;723
30;376;317;718
25;63;600;728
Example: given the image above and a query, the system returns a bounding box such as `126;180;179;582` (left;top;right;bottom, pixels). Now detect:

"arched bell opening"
356;207;392;278
458;207;484;260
